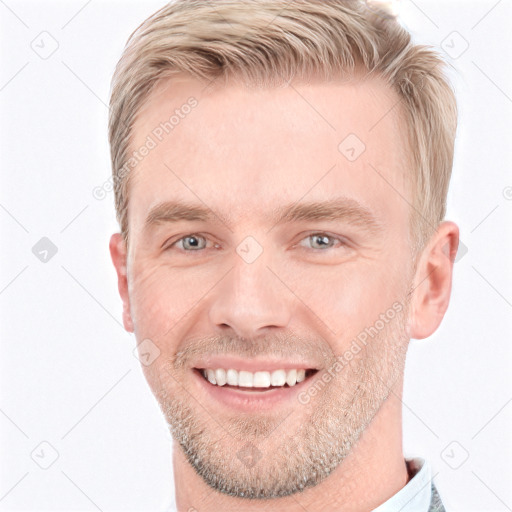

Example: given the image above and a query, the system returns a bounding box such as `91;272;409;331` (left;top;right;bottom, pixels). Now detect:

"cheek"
283;260;409;341
129;261;178;339
128;259;223;339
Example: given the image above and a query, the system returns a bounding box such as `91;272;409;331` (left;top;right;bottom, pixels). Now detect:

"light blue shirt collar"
372;457;432;512
163;457;432;512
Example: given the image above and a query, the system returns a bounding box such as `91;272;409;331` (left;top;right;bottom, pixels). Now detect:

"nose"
208;251;292;340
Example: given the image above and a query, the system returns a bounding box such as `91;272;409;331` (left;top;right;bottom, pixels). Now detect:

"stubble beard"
154;301;410;500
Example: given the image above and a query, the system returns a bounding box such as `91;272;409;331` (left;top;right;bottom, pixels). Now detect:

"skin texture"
110;74;459;512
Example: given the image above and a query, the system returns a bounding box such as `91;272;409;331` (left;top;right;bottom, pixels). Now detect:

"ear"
409;221;459;339
109;233;134;333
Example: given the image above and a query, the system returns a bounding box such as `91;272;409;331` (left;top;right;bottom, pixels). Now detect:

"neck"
172;377;408;512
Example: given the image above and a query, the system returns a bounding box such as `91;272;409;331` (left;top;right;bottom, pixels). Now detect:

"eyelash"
165;232;348;253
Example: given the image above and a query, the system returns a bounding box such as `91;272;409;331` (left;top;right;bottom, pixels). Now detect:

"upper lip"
192;356;321;372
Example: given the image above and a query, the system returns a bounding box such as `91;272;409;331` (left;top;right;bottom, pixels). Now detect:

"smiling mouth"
194;367;318;391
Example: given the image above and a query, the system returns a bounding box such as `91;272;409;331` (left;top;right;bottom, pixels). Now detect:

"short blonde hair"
108;0;457;251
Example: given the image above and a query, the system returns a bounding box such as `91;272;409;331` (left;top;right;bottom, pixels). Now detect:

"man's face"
123;75;416;498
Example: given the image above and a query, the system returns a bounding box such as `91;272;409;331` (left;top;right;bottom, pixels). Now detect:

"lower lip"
192;369;318;412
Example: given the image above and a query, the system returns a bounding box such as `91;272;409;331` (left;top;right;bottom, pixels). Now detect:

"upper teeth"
202;368;307;387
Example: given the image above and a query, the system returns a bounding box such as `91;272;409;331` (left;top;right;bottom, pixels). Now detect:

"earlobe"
408;221;459;340
109;233;134;333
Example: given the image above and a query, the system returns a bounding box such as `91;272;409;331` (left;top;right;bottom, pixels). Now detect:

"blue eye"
165;232;346;254
175;234;208;251
299;233;345;250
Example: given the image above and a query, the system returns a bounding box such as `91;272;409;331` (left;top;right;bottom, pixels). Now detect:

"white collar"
371;457;432;512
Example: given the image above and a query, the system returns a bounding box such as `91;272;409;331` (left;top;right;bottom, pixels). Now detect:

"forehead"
128;74;411;233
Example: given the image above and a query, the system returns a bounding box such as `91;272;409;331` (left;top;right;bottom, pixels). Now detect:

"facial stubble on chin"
151;299;410;500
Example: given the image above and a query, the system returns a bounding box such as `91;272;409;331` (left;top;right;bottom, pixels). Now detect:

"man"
108;1;458;510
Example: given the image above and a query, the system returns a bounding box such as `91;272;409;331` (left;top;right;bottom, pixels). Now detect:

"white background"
1;0;511;510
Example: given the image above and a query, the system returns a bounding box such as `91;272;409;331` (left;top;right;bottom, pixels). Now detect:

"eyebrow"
144;197;383;234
